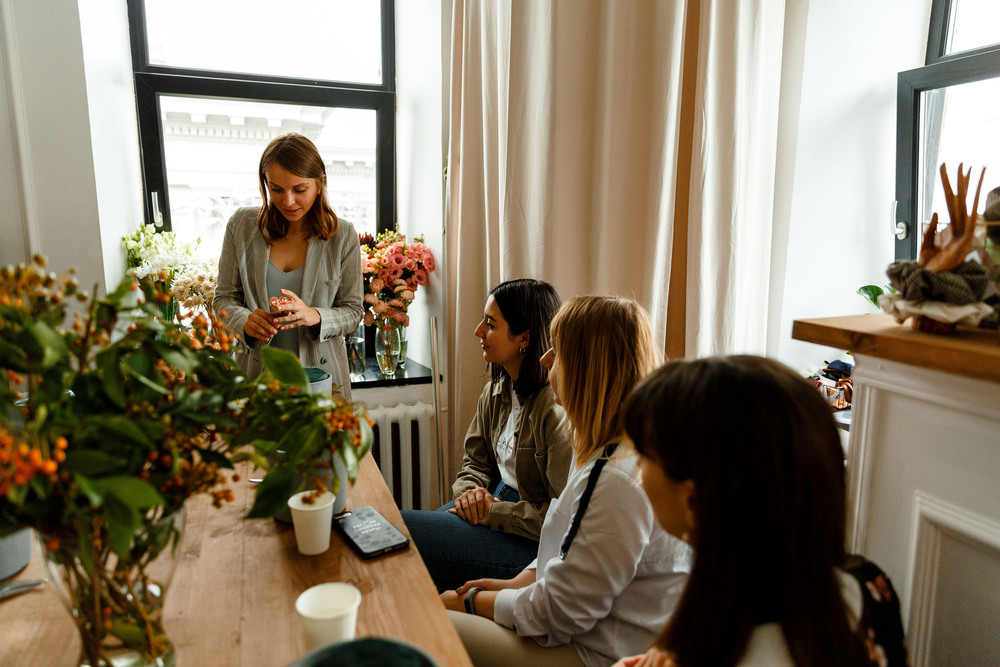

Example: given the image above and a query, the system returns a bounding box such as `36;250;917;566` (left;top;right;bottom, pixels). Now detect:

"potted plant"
0;256;372;667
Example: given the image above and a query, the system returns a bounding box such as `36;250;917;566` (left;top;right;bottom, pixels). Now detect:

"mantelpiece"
793;314;1000;666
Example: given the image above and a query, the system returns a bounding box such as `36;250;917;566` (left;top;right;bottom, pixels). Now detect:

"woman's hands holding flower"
245;309;278;341
272;289;321;330
447;487;499;525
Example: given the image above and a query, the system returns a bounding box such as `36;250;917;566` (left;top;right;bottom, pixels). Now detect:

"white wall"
772;0;933;371
395;0;446;374
0;0;140;291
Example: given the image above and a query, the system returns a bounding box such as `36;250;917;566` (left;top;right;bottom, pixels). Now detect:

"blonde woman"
441;296;691;667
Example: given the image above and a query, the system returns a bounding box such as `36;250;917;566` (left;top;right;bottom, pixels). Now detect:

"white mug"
295;582;362;651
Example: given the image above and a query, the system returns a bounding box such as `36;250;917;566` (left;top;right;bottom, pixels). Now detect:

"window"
127;0;395;261
893;0;1000;259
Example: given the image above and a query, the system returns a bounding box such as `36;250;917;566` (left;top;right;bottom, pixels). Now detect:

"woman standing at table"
441;296;691;667
402;278;572;592
214;132;363;398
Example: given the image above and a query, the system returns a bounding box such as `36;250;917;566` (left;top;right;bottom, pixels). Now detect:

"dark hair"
256;133;339;244
623;355;868;667
488;279;560;398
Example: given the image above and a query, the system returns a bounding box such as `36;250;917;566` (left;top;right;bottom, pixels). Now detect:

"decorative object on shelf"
880;163;994;334
358;229;436;374
1;256;372;667
980;186;1000;329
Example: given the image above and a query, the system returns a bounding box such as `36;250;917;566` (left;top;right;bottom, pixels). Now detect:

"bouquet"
122;223;199;323
1;256;372;665
358;229;436;331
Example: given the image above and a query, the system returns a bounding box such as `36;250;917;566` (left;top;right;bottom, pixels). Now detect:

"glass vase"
40;506;185;667
375;326;400;376
347;324;367;380
396;326;408;369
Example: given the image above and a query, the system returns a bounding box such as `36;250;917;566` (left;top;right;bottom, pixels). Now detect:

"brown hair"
550;296;660;463
256;133;339;244
623;355;868;667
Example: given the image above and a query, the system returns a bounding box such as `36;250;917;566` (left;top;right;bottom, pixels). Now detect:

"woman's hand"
439;589;464;612
272;289;321;330
612;647;675;667
448;487;498;525
244;308;278;341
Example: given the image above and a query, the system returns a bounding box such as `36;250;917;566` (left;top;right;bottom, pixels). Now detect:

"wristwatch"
463;586;484;615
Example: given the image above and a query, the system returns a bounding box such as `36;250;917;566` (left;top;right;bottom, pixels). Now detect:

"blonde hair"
256;132;339;244
550;296;661;464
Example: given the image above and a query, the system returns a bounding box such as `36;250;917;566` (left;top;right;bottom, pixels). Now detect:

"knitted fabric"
886;260;991;304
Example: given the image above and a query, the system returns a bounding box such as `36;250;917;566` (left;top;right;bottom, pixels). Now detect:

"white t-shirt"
495;386;521;492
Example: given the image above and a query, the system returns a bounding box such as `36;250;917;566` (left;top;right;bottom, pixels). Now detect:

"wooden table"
0;454;472;667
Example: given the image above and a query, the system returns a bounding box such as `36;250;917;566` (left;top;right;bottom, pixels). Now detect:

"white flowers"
171;260;218;309
122;224;197;281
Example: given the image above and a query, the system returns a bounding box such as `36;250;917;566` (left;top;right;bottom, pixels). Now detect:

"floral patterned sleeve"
843;555;911;667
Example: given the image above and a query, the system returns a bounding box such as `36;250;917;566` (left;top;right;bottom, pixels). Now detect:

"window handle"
890;200;908;240
151;192;164;228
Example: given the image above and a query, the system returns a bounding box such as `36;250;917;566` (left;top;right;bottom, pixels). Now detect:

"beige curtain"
444;0;787;482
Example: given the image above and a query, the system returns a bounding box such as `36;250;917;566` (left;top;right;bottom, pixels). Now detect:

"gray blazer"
214;206;364;399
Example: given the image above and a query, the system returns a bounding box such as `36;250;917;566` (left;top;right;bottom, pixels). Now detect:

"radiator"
367;402;438;510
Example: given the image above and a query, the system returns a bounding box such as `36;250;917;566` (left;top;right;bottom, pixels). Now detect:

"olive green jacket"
453;379;573;541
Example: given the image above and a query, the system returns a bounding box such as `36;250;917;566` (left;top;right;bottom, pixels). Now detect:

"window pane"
917;77;1000;235
946;0;1000;55
159;96;377;261
143;0;382;85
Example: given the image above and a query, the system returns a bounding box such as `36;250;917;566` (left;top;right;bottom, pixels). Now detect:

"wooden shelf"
792;313;1000;383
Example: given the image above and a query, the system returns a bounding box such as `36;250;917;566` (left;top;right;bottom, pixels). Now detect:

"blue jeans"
401;482;540;592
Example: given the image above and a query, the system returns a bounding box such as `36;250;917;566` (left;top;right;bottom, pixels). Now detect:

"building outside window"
128;0;395;261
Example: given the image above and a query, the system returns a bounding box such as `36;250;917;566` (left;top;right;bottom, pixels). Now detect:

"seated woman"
402;278;572;592
617;355;908;667
441;296;691;667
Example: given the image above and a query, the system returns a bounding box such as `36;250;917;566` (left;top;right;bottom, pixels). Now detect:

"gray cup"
0;529;31;580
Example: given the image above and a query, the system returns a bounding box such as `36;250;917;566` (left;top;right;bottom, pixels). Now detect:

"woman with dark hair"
215;132;363;398
616;355;907;667
441;296;690;667
402;278;573;591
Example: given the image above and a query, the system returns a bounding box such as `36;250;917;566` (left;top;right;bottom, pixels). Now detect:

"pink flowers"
359;230;436;332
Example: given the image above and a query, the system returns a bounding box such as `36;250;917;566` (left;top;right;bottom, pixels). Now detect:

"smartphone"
334;506;410;558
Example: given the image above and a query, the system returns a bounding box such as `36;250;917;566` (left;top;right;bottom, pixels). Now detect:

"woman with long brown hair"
215;132;363;397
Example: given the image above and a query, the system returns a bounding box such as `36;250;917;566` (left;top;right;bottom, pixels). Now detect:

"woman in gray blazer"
214;133;363;399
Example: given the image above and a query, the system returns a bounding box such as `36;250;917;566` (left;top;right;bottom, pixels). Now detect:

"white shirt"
493;449;691;667
736;571;863;666
495;385;520;492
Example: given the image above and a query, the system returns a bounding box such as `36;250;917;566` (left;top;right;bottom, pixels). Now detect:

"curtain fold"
445;0;787;481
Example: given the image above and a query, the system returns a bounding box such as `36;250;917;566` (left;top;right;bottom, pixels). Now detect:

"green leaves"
261;347;308;388
246;464;296;519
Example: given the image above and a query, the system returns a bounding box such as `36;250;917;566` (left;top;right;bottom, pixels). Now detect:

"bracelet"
463;586;484;615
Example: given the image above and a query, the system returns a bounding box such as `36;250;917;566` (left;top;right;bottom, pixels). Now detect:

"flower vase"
40;507;185;667
375;326;401;376
396;326;408;369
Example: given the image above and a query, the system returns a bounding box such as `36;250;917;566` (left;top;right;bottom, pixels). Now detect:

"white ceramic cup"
287;491;336;556
295;582;362;651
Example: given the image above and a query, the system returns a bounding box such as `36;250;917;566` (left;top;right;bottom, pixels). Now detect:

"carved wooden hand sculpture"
918;163;985;273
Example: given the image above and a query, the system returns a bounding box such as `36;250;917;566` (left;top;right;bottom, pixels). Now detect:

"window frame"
894;0;1000;259
125;0;396;235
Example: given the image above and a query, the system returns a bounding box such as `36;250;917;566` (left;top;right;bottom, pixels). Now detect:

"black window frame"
894;0;1000;259
125;0;396;236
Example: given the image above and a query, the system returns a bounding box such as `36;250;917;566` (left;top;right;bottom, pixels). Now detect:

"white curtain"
444;0;787;481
